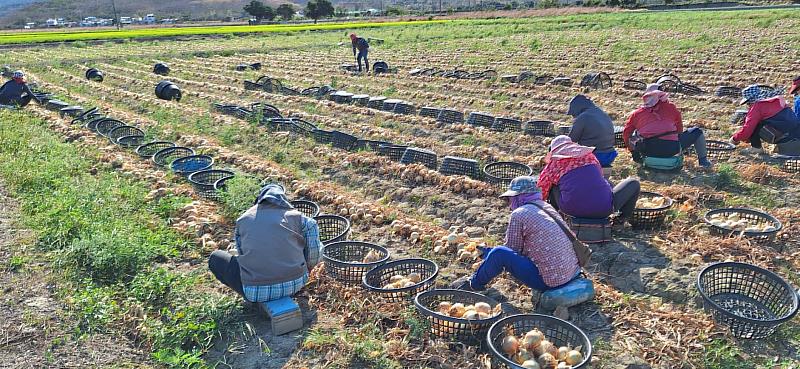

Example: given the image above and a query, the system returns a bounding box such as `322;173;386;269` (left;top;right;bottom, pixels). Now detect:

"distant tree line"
244;0;334;23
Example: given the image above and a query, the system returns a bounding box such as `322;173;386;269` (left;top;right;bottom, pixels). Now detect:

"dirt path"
0;185;150;369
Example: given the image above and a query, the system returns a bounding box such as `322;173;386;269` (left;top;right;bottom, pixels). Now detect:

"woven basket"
550;77;573;87
414;289;503;343
704;208;782;246
524;120;555;136
382;99;403;112
630;191;673;229
313;129;333;144
492;117;522;132
356;140;392;152
483;162;532;190
314;215;350;245
352;94;370;106
332;91;354;104
419;107;442;119
288;118;317;136
152;146;195;167
290;200;320;218
188;169;234;200
45;99;70;112
580;72;612;89
322;241;390;285
136;141;176;158
332;130;359;151
243;80;263;91
439;156;480;179
487;314;592;369
107;125;145;145
59;106;84;118
170;154;213;177
623;79;647;91
362;258;438;303
400;147;438;170
467;112;495;128
95;118;126;137
697;262;799;339
116;135;146;148
716;86;742;98
557;125;571;135
437;109;464;124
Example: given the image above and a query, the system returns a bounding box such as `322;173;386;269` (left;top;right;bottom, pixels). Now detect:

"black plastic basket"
623;79;647;91
188;169;234;200
352;94;370;106
716;86;742;98
630;191;673;230
243;80;263;91
290;200;320;218
288;118;317;136
136;141;176;158
332;91;354;104
152;146;195;167
107;125;145;145
400;147;438;170
367;96;387;109
414;289;503;343
419;107;442;119
84;116;106;132
59;106;84;118
697;262;799;339
378;144;408;162
362;258;438;303
332;130;359;151
45;99;70;112
614;126;625;149
393;102;416;115
775;155;800;173
439;156;480;179
492;117;522;132
437;109;464;124
382;99;403;112
116;135;146;148
314;215;350;245
313;129;333;144
483;162;533;190
95;118;126;137
355;139;392;152
467;112;496;128
704;208;782;245
580;72;612;89
171;154;213;177
487;314;592;369
550;77;573;87
322;241;390;285
557;125;571;135
706;140;736;161
524;120;555;136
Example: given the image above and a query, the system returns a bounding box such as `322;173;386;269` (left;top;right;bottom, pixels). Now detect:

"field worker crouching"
623;84;712;168
208;184;322;302
0;71;37;107
350;33;370;73
566;94;617;168
450;176;581;292
538;135;640;224
732;84;800;156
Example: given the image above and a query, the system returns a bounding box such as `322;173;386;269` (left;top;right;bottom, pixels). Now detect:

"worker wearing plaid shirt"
208;184;322;302
452;176;580;292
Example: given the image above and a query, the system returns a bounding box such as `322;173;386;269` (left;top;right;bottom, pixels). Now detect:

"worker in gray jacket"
208;184;322;302
566;95;617;167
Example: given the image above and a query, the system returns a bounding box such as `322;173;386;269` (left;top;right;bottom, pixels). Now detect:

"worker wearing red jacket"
622;84;712;168
732;84;800;155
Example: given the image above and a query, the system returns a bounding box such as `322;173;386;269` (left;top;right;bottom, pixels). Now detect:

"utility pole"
110;0;120;29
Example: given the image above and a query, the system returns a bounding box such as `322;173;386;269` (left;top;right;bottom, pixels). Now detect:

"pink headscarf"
642;83;669;108
545;135;595;163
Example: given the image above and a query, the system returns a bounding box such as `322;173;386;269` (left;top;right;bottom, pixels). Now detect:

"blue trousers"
593;150;618;167
470;246;551;291
356;49;369;72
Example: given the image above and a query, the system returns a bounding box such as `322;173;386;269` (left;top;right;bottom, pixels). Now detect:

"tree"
305;0;334;24
244;0;275;22
276;4;295;21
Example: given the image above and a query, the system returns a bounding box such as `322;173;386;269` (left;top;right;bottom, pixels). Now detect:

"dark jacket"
352;37;369;55
761;107;800;142
0;80;34;103
567;95;615;153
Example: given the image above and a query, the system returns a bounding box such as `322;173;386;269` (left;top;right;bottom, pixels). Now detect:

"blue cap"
499;176;540;197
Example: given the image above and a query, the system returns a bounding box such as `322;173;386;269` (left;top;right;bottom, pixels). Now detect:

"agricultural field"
1;8;799;369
